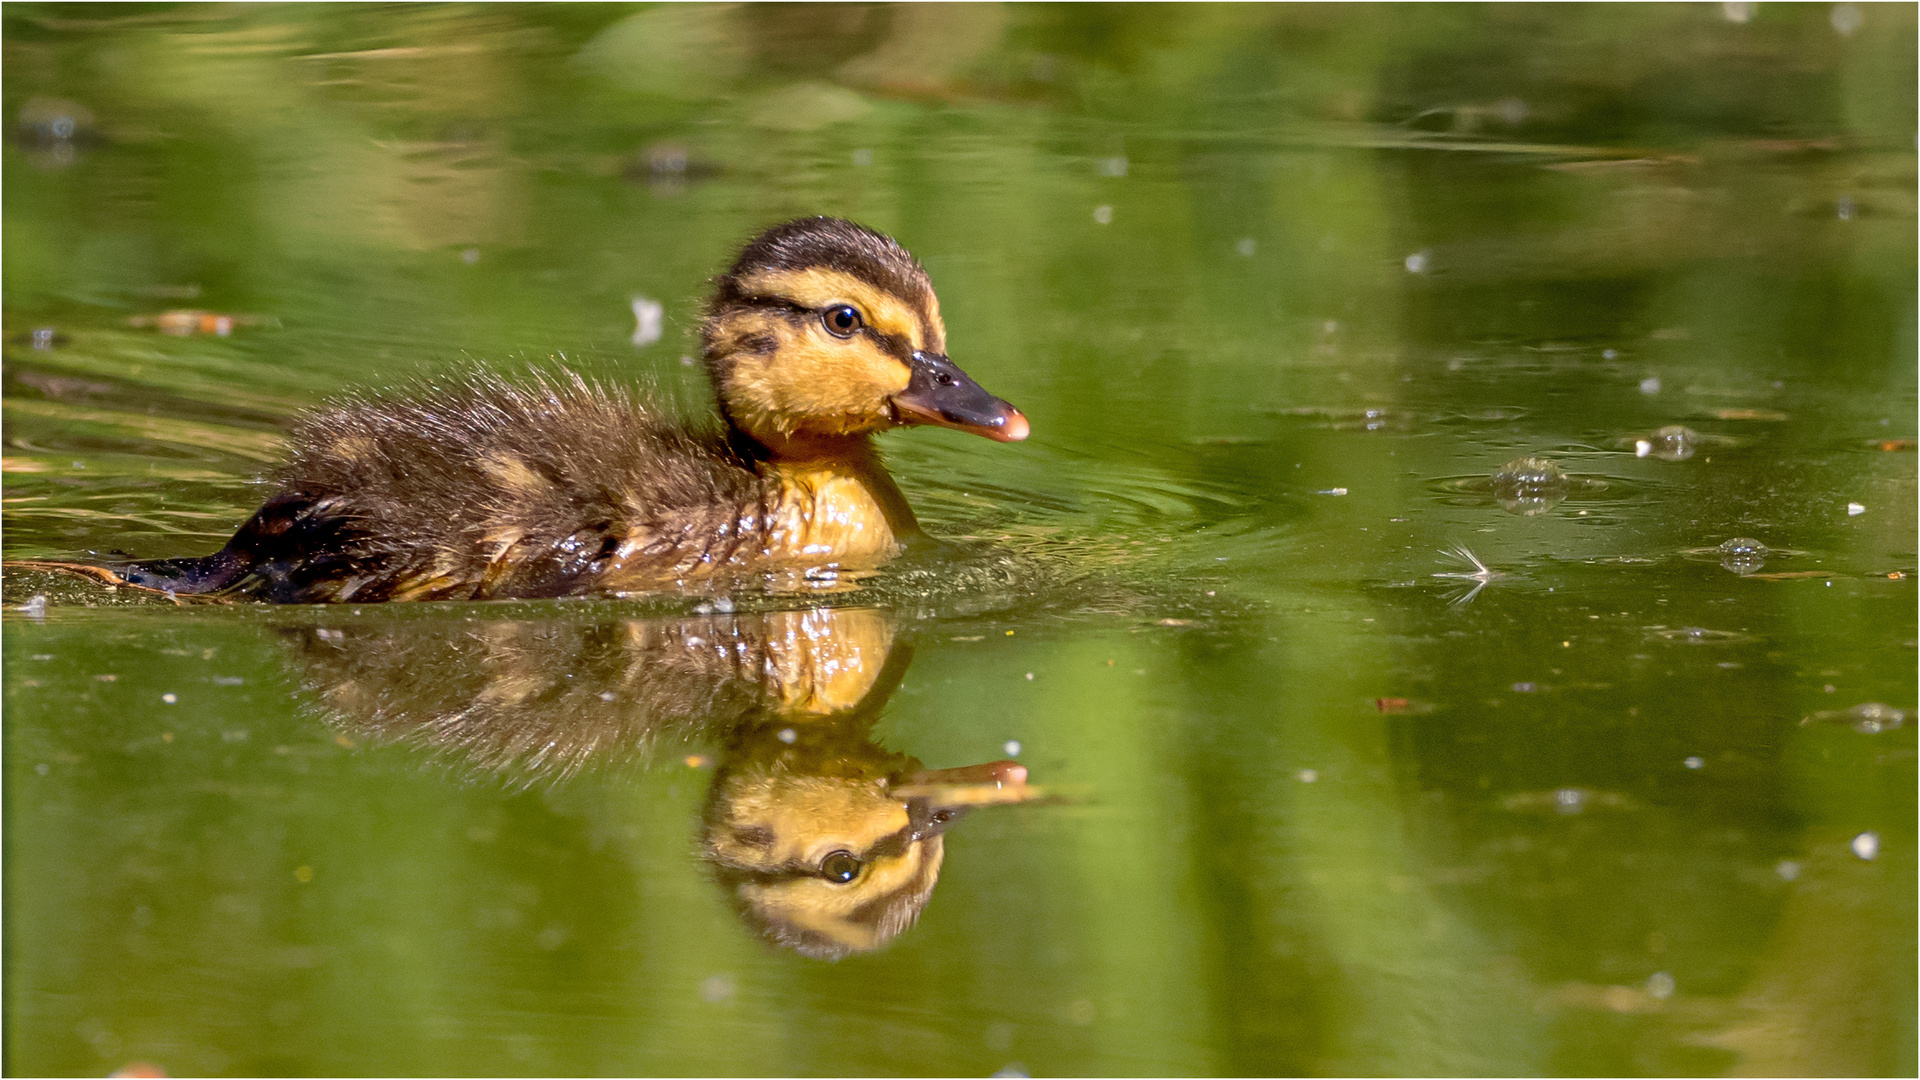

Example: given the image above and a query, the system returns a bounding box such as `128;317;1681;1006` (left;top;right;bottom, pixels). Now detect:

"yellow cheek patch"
740;267;932;352
722;323;911;439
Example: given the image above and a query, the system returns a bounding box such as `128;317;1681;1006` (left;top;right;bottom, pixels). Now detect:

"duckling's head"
703;734;1030;960
704;217;1028;458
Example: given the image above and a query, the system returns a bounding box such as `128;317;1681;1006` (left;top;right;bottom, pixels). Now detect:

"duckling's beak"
892;352;1029;443
892;758;1033;839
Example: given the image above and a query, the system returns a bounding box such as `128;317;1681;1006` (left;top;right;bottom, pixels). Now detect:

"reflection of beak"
894;759;1033;839
891;352;1029;443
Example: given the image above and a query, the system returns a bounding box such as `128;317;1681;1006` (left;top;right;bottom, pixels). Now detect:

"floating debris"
1261;405;1417;432
1801;702;1908;733
630;295;663;347
127;310;264;337
1433;545;1503;605
1647;626;1755;644
1500;787;1635;815
1847;502;1866;517
15;593;47;619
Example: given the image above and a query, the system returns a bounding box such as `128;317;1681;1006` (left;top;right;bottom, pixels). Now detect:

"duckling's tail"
9;489;366;602
8;550;251;598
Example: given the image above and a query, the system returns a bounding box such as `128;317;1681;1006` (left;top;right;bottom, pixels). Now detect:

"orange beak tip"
991;410;1029;443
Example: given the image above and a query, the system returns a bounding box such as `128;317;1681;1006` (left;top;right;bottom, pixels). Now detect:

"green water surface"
4;4;1915;1076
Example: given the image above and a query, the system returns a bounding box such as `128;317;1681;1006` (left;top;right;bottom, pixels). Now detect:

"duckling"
60;217;1027;602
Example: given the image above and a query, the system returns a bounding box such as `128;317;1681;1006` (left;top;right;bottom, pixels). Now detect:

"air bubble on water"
1646;972;1675;1000
1236;237;1257;257
1775;860;1801;881
1723;1;1754;21
1639;376;1662;394
1847;502;1865;516
1404;250;1430;273
1845;702;1907;733
1092;204;1113;225
1684;756;1704;769
1004;740;1021;757
1554;788;1585;814
1831;3;1862;35
1489;456;1569;515
1851;832;1879;860
777;728;797;744
162;693;178;705
1296;769;1318;783
1602;348;1618;360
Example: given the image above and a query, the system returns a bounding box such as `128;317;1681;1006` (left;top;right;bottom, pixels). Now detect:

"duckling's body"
79;217;1026;602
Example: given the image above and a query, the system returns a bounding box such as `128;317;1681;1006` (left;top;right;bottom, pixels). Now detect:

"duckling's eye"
820;850;863;884
823;305;861;338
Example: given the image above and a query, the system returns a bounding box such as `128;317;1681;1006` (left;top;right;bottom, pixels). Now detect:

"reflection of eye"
823;305;861;337
820;851;863;884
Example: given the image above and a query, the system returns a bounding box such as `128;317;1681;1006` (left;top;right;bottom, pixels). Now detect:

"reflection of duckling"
58;217;1027;601
282;605;1037;957
704;714;1028;961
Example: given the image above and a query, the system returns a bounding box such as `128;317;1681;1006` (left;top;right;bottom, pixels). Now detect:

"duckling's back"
120;373;772;602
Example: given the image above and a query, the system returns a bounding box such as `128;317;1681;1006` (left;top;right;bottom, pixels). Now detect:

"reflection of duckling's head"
703;217;1027;458
703;721;1026;960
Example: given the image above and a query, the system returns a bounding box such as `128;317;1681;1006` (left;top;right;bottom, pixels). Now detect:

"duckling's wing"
255;372;766;601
